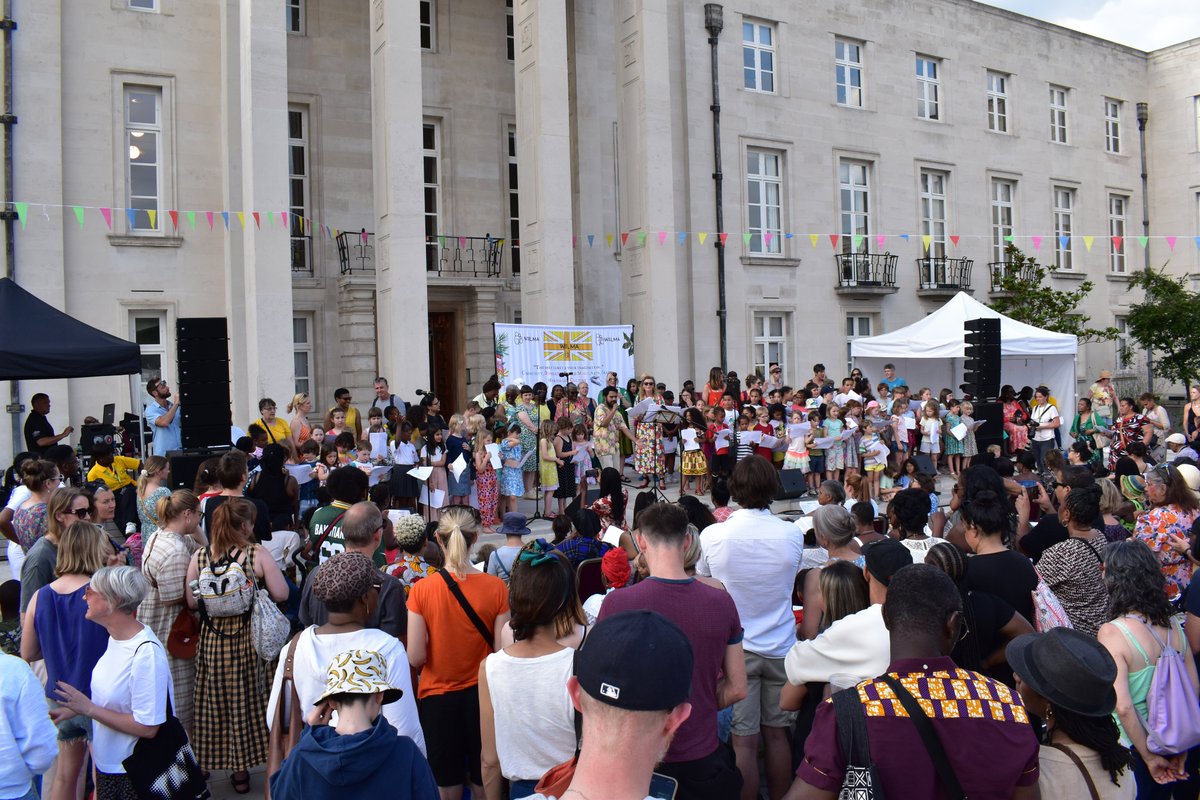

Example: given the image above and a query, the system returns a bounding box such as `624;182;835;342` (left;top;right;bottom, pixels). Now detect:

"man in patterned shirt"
786;565;1040;800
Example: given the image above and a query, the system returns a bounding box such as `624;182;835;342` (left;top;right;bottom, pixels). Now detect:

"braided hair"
1050;705;1131;786
924;542;984;671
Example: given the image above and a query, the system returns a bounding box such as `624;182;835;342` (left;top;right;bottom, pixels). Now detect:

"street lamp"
1137;101;1152;390
704;4;728;371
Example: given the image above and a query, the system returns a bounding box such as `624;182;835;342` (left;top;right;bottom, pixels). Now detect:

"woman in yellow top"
253;397;293;448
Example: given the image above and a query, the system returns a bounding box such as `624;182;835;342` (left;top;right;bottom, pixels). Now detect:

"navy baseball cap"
574;610;693;711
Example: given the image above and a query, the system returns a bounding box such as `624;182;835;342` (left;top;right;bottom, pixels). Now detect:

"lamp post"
1137;101;1152;391
704;4;727;371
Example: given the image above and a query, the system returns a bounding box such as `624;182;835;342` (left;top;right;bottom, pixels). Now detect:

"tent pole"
2;0;18;454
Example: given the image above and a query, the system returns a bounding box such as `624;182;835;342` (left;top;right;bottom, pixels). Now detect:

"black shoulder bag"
437;569;494;650
831;687;886;800
879;674;966;800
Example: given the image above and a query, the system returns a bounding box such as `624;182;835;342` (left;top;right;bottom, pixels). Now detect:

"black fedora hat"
1006;628;1118;717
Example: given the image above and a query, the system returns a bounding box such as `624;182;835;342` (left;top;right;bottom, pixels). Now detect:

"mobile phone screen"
648;773;678;800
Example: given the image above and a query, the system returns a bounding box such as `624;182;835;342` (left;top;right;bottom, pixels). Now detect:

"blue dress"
499;440;525;497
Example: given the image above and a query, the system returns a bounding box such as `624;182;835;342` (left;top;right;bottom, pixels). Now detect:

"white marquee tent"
851;293;1078;439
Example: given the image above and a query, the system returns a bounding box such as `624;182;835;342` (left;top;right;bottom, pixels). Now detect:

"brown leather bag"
166;607;200;659
265;633;304;800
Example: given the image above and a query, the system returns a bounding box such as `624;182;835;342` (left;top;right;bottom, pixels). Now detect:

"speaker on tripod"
176;318;232;450
963;318;1001;400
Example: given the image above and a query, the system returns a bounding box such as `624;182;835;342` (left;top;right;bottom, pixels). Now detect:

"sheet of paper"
950;422;968;441
972;419;987;431
408;465;433;482
715;429;732;449
369;431;389;459
871;418;891;430
485;442;502;470
518;448;537;468
680;429;700;451
787;423;811;440
419;487;446;508
839;430;855;442
813;436;838;449
629;398;656;420
845;416;858;430
760;434;779;449
473;561;486;573
285;463;315;484
601;525;625;547
909;399;924;414
368;465;392;487
661;437;678;454
449;453;468;480
743;430;763;445
938;408;949;418
798;500;820;515
794;516;815;534
386;510;411;527
904;415;918;430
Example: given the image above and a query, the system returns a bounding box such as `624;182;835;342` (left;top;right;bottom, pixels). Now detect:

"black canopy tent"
0;277;141;379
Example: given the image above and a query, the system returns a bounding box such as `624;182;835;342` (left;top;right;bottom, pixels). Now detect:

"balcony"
834;251;898;296
336;229;375;275
427;234;505;279
916;256;973;297
988;261;1038;295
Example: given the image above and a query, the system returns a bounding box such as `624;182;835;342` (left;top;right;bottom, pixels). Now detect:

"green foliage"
987;243;1118;344
1126;268;1200;387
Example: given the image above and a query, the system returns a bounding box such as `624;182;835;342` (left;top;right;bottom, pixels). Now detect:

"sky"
977;0;1200;50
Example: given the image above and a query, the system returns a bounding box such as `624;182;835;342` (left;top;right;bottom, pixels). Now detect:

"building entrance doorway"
428;311;462;415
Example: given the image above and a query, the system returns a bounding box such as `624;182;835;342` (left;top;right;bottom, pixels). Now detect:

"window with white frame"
991;178;1015;263
915;56;941;120
835;39;863;108
742;20;776;93
288;106;311;274
505;0;515;62
753;313;788;377
1105;98;1121;154
423;121;441;272
746;149;783;254
846;315;873;375
1115;316;1132;369
1195;96;1200;150
125;86;162;232
919;170;948;260
1049;85;1068;144
131;312;168;402
838;159;870;252
987;71;1009;133
293;316;314;396
286;0;304;34
1108;194;1128;273
128;0;156;10
1053;186;1074;270
420;0;434;51
507;126;521;274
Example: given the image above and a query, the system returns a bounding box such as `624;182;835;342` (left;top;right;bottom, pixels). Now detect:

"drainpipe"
2;0;18;450
1136;102;1152;392
704;4;727;371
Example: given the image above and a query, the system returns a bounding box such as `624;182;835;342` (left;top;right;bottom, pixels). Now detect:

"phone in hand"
648;773;679;799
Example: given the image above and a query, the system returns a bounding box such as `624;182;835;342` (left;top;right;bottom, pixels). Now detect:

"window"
423;122;441;272
288;106;311;274
915;56;940;120
1115;316;1132;369
746;149;783;254
987;71;1008;133
286;0;304;34
128;0;156;10
507;126;520;274
1195;96;1200;150
420;0;434;51
846;316;872;375
1053;186;1074;270
753;313;788;377
293;316;314;396
919;170;948;259
1105;98;1121;154
838;159;870;252
835;39;863;108
1108;194;1128;273
742;21;776;93
125;86;161;232
130;312;167;402
1049;85;1068;144
505;0;515;62
990;178;1015;263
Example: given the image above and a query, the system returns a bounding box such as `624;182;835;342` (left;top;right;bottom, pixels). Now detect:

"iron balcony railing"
834;251;898;288
916;256;973;290
290;234;313;275
427;234;505;278
336;229;375;275
988;261;1037;291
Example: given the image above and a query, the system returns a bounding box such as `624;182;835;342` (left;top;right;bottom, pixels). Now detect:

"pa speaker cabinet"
167;449;223;490
972;402;1005;455
775;468;806;501
176;317;229;342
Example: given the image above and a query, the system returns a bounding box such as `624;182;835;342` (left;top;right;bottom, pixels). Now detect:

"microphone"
415;389;427;396
558;372;570;378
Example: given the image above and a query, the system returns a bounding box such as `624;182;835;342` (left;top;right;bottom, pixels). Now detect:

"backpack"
1134;618;1200;756
1031;569;1073;632
196;547;256;619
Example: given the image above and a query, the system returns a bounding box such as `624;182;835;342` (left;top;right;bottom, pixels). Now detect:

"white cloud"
979;0;1200;50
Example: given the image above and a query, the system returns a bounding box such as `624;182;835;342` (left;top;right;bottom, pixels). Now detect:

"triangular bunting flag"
169;210;179;231
1112;235;1123;250
281;211;289;228
1137;235;1148;248
438;235;446;248
638;231;647;246
1032;235;1042;251
809;234;819;248
186;211;196;231
743;232;753;248
764;233;774;249
1083;236;1094;252
949;235;960;247
900;234;910;242
852;235;863;251
72;206;85;230
147;210;157;229
100;207;113;230
252;211;261;228
13;202;26;229
678;232;687;246
1195;236;1200;251
657;231;667;246
698;232;708;246
1058;235;1069;250
221;211;230;229
876;234;886;249
785;233;794;240
921;235;931;252
459;236;468;248
1167;236;1177;251
587;234;596;248
1003;235;1014;243
828;234;839;249
237;211;245;230
719;232;729;247
205;211;214;230
601;233;610;248
126;208;137;229
267;211;275;227
620;232;629;246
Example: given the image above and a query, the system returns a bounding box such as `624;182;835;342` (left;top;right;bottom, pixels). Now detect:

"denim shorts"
48;698;92;742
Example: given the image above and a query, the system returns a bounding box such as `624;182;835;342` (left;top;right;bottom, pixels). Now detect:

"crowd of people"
1;361;1200;800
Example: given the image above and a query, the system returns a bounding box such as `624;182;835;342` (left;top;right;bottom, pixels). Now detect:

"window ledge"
1048;270;1086;281
740;256;801;268
107;235;184;248
1105;272;1133;283
985;129;1013;137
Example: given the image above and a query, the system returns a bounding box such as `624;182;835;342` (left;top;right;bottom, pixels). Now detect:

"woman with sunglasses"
1133;461;1200;602
630;374;666;489
19;488;92;614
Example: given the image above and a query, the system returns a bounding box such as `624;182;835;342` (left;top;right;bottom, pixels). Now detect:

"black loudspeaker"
963;318;1002;399
775;468;806;501
972;402;1005;454
177;317;231;450
167;450;220;491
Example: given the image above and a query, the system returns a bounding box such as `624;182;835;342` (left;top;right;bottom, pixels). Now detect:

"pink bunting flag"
764;233;774;249
100;207;113;230
1167;236;1177;251
657;231;667;245
949;235;960;247
205;211;214;231
281;211;289;228
875;234;886;249
1031;235;1042;251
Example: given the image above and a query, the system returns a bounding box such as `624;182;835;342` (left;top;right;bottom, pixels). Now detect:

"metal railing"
426;234;505;277
290;235;313;275
988;261;1037;291
336;229;375;275
834;251;898;288
916;256;973;290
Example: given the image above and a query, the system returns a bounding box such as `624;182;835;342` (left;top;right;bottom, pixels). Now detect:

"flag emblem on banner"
543;330;594;362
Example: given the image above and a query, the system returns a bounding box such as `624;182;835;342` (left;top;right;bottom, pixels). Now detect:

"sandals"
635;480;650;489
231;771;251;794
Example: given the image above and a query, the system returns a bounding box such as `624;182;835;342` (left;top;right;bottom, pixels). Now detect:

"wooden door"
428;311;461;413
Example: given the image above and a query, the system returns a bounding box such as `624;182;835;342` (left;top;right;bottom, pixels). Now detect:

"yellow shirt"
254;417;293;444
86;455;140;491
327;406;361;437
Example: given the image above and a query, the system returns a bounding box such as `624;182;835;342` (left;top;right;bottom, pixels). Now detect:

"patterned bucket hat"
314;649;404;706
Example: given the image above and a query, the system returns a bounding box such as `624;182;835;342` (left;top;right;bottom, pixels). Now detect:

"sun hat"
862;538;914;587
1167;433;1188;446
1006;628;1118;716
498;512;532;536
312;552;378;606
1176;463;1200;500
393;514;428;550
314;649;404;706
574;610;693;711
1097;370;1113;380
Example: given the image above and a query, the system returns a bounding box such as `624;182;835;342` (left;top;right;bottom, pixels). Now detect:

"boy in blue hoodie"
269;649;437;800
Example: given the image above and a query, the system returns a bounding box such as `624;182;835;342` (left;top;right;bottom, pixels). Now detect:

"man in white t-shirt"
696;456;805;800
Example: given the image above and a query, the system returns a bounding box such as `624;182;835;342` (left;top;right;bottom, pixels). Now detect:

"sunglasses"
68;507;91;519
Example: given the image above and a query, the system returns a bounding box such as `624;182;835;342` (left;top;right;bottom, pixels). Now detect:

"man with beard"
143;378;181;457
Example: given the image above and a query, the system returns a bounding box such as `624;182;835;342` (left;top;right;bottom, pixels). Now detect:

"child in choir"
538;420;561;517
474;428;500;532
783;408;810;474
499;424;525;515
890;398;911;457
959;400;979;465
708;407;732;479
334;431;356;465
328;409;349;440
823;402;846;483
804;409;825;495
552;417;578;517
679;408;709;497
420;423;448;521
391;422;419;511
841;400;862;479
445;414;472;506
572;423;592;505
310;425;326;445
942;397;965;477
753;406;774;461
661;390;679;483
769;403;788;470
735;416;756;463
919;400;942;473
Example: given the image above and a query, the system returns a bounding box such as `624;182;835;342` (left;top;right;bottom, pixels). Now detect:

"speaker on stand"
963;318;1002;400
176;318;233;451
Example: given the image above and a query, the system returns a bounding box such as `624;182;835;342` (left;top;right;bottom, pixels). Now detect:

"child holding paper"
890;398;912;457
680;408;708;496
942;397;965;477
538;420;561;516
842;401;862;478
769;403;788;470
823;403;847;482
391;422;419;510
919;401;942;473
445;414;472;506
783;408;810;473
959;400;979;463
420;423;448;521
553;417;578;517
804;410;826;495
708;408;733;479
735;416;757;463
572;423;592;505
753;406;774;461
499;425;525;514
474;429;500;531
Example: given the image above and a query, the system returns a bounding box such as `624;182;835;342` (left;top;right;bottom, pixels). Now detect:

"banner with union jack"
493;323;634;388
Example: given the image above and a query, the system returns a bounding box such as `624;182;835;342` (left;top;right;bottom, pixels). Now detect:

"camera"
584;468;599;479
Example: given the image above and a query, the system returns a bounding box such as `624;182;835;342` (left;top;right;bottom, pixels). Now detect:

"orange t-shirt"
408;570;509;699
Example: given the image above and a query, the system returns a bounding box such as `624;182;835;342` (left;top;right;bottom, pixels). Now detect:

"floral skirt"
477;469;499;523
634;422;664;476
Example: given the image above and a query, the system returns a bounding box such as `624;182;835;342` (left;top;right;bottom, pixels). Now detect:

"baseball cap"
574;610;693;711
1166;433;1187;446
862;538;914;587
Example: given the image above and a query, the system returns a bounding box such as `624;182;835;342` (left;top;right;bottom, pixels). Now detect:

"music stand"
644;404;684;504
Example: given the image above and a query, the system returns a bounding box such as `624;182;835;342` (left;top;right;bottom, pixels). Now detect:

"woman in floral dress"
631;374;664;489
507;385;540;495
1134;462;1200;602
1000;385;1030;455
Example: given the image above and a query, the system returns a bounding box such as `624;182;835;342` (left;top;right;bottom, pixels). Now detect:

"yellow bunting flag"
605;233;614;248
921;235;931;252
1083;236;1094;252
237;211;246;230
146;210;156;230
698;232;708;246
809;234;819;248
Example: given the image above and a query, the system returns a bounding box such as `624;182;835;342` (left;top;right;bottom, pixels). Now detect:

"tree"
1126;267;1200;388
987;243;1118;343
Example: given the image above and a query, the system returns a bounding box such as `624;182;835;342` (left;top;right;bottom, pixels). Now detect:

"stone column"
467;288;500;391
221;0;293;422
336;274;380;403
369;0;429;399
514;0;576;325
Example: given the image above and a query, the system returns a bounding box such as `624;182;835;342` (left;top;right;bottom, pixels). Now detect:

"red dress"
1003;401;1029;454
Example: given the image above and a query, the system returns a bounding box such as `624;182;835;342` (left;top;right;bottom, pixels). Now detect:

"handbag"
122;643;211;800
248;546;291;661
832;687;886;800
167;607;200;660
879;675;965;800
265;633;304;800
1031;569;1074;632
437;568;494;650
